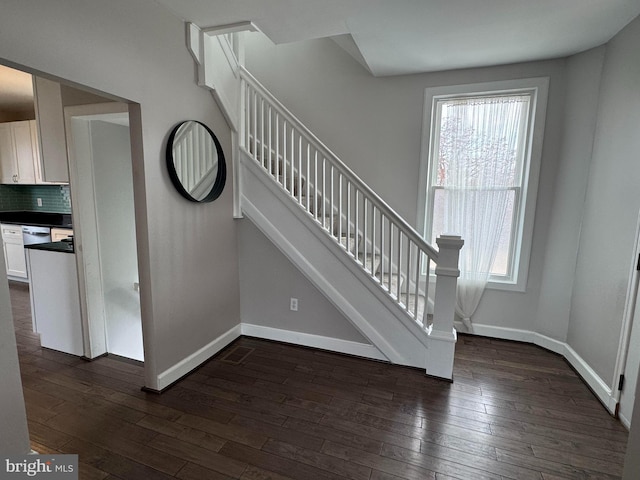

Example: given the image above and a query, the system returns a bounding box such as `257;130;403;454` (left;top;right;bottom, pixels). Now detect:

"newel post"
426;234;464;380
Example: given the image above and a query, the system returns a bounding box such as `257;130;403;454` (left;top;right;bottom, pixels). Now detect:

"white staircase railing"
239;66;463;379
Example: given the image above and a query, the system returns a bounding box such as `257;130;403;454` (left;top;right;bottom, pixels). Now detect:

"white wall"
243;34;567;333
567;15;640;386
91;120;143;361
238;219;370;342
0;0;241;390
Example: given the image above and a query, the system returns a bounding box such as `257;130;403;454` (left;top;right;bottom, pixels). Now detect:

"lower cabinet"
1;224;27;279
27;247;83;356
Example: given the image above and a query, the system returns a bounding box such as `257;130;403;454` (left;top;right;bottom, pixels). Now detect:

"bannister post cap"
436;235;464;249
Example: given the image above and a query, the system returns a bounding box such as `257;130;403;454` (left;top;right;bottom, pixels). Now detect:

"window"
418;78;548;291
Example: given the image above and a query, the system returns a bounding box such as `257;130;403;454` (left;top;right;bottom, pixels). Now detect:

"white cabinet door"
0;123;18;183
0;121;40;184
33;77;70;183
1;224;27;278
12;121;37;184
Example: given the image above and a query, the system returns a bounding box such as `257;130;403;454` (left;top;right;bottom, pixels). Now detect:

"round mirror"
166;120;226;202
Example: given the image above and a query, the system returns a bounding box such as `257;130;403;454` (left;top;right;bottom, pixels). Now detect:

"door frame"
612;208;640;427
64;102;139;360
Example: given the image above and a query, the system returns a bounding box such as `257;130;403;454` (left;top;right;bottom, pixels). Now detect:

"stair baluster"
239;66;463;379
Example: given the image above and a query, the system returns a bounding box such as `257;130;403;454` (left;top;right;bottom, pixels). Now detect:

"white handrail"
241;68;438;260
239;66;461;329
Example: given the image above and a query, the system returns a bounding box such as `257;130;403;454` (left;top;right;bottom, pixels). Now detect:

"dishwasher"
22;225;52;246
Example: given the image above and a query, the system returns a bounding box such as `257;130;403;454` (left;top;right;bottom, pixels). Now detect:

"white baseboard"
563;343;616;413
620;411;632;429
153;319;616;414
455;321;615;414
155;324;242;391
240;323;387;362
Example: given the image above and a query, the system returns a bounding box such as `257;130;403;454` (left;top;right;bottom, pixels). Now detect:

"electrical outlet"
37;198;42;207
290;297;298;311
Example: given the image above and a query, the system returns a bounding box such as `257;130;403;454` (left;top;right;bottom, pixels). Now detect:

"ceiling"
2;0;639;113
155;0;640;76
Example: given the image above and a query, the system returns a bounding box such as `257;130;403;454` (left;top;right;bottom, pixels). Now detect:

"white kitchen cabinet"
0;120;40;184
1;224;27;279
51;227;73;242
33;77;70;184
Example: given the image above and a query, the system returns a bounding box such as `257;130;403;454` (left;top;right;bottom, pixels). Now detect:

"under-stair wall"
240;149;433;368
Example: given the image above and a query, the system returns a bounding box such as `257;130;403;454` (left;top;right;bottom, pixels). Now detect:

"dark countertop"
25;240;74;254
0;211;72;228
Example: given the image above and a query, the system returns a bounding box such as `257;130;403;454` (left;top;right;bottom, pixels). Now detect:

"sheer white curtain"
435;95;529;329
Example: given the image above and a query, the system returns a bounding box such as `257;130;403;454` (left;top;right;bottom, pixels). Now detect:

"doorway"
65;104;143;361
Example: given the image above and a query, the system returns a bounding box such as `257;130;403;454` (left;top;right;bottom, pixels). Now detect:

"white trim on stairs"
241;324;387;361
456;321;616;414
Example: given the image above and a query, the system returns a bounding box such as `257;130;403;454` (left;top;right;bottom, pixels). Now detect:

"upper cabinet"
33;77;70;184
0;120;40;184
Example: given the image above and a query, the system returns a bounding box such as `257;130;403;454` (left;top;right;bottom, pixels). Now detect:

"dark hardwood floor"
10;281;628;479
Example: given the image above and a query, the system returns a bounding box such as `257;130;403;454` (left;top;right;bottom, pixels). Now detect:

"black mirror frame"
166;120;227;203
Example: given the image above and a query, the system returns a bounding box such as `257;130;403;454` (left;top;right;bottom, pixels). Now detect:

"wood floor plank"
381;441;542;480
321;440;439;479
106;391;184;421
319;414;422;452
489;420;627;454
240;465;297;480
229;414;325;451
495;448;621;480
283;417;384;454
27;420;75;450
45;412;184;476
9;283;628;480
262;438;372;480
65;438;180;480
147;434;247;477
175;462;234;480
176;412;269;449
219;441;347;480
530;445;625;476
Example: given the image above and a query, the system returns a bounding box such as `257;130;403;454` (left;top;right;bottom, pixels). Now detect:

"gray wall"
238;219;369;342
535;47;605;341
0;254;30;453
567;15;640;386
243;33;567;333
0;0;241;389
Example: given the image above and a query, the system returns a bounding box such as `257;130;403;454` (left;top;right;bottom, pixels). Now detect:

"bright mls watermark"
1;455;77;479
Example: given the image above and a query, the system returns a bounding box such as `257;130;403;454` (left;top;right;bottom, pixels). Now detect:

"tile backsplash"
0;184;72;213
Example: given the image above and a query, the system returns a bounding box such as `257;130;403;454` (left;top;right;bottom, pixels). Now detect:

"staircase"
237;67;463;380
184;24;462;379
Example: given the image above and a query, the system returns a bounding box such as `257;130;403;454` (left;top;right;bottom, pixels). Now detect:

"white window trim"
417;77;549;292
